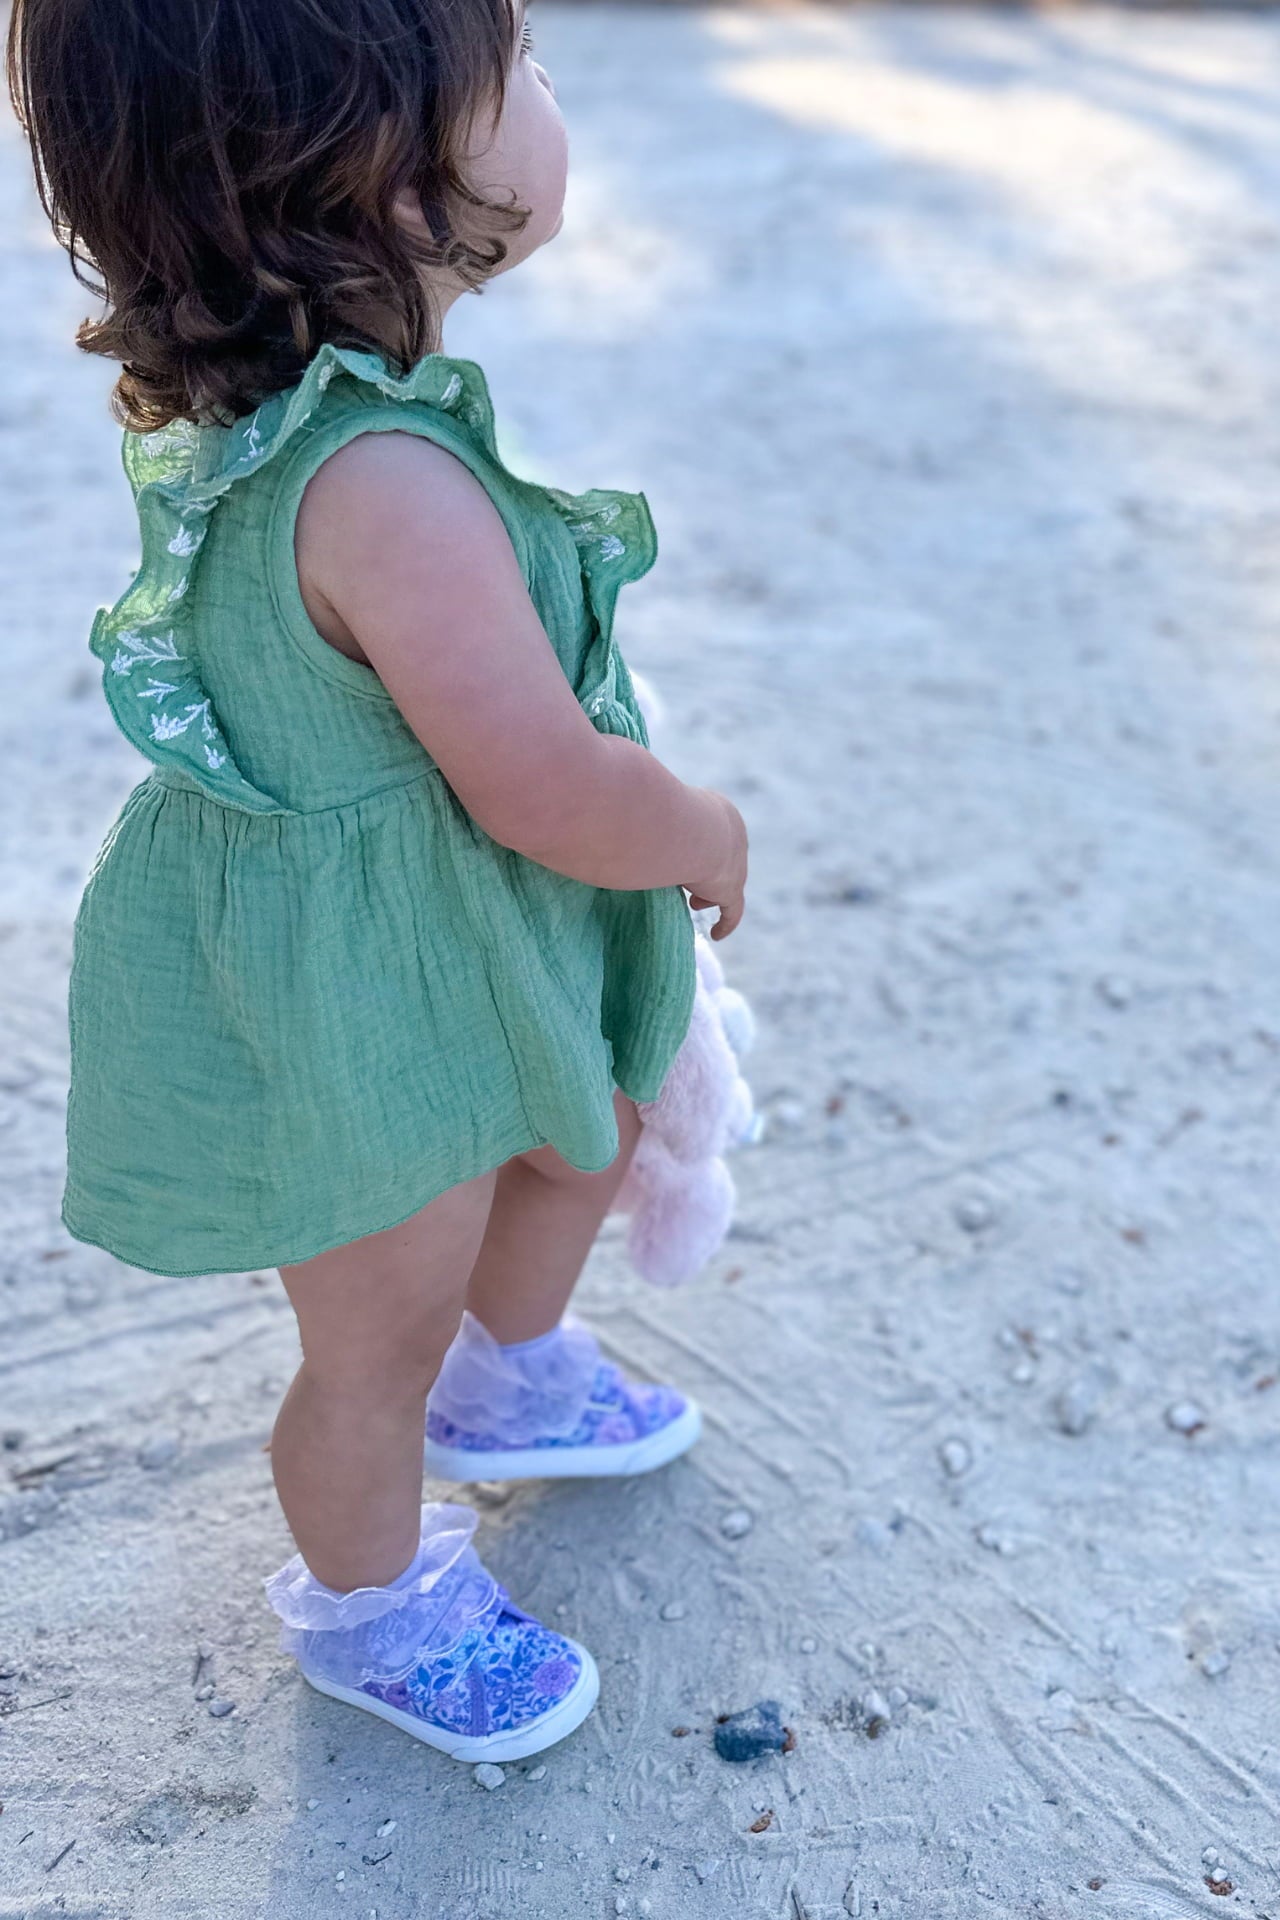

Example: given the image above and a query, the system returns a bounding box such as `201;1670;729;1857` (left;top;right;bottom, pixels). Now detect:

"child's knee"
294;1291;464;1397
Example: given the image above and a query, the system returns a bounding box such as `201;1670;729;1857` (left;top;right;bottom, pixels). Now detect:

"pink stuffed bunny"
612;930;758;1286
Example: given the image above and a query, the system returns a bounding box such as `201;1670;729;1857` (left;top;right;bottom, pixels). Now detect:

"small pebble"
954;1194;994;1233
193;1682;214;1702
474;1763;505;1790
335;1871;345;1884
1055;1377;1102;1437
375;1819;395;1838
307;1798;319;1811
1043;1687;1079;1730
1096;974;1132;1008
208;1698;235;1718
138;1431;181;1471
659;1601;686;1622
614;1899;628;1916
526;1764;547;1781
771;1098;805;1130
720;1508;753;1541
615;1865;631;1882
693;1857;723;1882
939;1438;972;1478
1008;1359;1035;1387
799;1636;817;1654
862;1688;891;1726
1202;1847;1220;1866
1166;1400;1208;1435
887;1686;909;1710
1202;1649;1231;1678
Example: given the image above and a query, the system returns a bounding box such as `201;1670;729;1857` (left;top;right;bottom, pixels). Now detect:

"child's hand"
686;792;748;940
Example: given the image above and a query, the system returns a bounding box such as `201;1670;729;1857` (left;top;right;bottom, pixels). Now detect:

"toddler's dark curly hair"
7;0;528;428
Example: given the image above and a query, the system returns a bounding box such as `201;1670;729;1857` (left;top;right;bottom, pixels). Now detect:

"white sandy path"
3;6;1280;1916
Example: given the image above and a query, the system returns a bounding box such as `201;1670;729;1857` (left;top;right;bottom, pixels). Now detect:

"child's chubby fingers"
688;893;743;939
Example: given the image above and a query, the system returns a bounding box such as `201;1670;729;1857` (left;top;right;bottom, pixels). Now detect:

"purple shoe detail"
360;1589;585;1739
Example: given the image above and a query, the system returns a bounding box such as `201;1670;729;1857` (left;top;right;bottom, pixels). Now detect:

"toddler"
10;0;748;1759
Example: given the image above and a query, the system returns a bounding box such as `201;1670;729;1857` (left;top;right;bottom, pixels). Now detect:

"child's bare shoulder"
294;428;519;662
298;428;507;564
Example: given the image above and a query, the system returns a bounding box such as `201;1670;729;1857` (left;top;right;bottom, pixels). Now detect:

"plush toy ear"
626;1155;736;1289
645;989;740;1165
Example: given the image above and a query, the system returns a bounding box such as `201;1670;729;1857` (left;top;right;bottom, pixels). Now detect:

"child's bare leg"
463;1091;641;1343
274;1171;495;1591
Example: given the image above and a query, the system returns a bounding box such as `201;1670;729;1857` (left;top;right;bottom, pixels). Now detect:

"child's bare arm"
295;431;747;935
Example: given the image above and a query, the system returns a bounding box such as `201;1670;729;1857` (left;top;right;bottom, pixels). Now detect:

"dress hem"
59;1086;662;1280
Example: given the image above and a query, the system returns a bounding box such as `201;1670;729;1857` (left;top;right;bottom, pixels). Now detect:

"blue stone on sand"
714;1700;788;1762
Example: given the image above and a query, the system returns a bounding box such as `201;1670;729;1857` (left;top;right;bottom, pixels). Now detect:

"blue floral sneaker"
265;1504;598;1762
424;1312;702;1482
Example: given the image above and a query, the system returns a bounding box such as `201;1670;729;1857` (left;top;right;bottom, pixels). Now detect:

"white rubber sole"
424;1397;703;1483
300;1642;600;1763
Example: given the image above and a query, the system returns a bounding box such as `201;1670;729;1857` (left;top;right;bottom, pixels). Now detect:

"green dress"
63;346;696;1277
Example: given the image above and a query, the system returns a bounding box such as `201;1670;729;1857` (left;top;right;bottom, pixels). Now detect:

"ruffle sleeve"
92;345;662;810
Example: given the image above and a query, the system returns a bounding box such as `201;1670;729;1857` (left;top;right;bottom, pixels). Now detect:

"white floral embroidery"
464;402;486;427
168;579;189;604
567;502;622;536
137;678;181;700
439;372;463;408
167;523;204;558
150;699;217;744
316;363;334;392
599;534;626;561
205;745;227;770
109;629;183;675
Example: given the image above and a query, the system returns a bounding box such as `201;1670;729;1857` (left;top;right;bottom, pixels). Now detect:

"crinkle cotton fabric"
62;346;697;1276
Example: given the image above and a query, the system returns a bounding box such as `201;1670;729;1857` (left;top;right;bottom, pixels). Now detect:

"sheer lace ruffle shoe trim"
263;1503;501;1689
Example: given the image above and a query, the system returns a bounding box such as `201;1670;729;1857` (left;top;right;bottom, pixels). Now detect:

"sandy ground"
4;4;1280;1916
